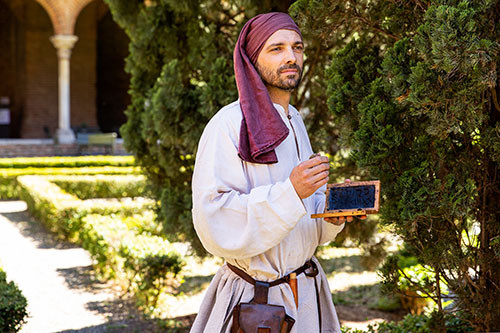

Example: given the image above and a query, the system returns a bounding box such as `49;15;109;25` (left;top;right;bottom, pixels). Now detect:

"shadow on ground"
1;203;185;333
333;284;405;324
174;274;214;296
319;254;368;274
54;312;195;333
2;209;79;250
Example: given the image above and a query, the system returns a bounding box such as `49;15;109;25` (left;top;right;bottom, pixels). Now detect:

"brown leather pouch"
231;281;295;333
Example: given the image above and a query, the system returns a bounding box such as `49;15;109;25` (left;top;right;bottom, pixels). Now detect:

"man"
191;12;353;332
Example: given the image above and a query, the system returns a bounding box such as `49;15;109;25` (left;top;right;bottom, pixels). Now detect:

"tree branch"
490;87;500;112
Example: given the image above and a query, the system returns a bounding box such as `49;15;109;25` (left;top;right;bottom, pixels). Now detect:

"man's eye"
271;47;281;51
295;45;304;51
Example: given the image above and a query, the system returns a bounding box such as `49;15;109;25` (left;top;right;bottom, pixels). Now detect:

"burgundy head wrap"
234;12;303;164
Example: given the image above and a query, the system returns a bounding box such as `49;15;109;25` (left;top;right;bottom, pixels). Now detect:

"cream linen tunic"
191;100;344;333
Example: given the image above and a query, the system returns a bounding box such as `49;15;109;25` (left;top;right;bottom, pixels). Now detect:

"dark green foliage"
362;311;473;333
105;0;323;256
105;0;388;259
0;269;28;333
314;0;500;330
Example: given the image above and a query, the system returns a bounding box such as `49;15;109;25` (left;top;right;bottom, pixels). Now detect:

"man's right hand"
290;155;330;199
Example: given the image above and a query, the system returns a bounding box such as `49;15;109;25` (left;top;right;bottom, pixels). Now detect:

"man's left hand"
324;215;367;225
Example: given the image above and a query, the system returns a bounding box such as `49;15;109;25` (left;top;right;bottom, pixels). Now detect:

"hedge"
0;268;28;332
16;175;183;311
49;175;152;199
0;166;141;200
17;175;155;241
0;155;135;169
81;214;183;308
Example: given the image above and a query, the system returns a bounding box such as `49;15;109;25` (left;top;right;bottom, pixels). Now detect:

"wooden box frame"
311;180;380;218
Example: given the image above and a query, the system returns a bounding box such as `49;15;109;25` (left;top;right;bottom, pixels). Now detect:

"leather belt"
226;258;322;329
226;259;318;287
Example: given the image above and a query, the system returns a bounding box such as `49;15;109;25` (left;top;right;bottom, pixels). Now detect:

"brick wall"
22;0;58;138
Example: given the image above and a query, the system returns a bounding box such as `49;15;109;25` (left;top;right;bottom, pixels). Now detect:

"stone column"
50;35;78;144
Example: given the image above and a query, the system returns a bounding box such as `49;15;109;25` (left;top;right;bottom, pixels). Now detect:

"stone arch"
1;0;130;141
34;0;94;35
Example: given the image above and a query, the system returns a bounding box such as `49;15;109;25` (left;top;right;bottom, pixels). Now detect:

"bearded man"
191;12;352;333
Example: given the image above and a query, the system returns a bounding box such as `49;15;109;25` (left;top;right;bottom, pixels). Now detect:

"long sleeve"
192;110;307;260
191;102;344;333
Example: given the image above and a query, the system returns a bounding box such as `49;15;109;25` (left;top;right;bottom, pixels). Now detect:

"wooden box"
311;180;380;218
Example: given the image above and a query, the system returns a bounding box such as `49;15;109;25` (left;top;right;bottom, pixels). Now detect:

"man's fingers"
302;156;329;169
359;215;367;220
324;215;357;224
309;169;329;184
324;217;344;225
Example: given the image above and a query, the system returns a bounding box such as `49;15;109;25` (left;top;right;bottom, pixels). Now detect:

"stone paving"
0;200;161;333
0;201;111;332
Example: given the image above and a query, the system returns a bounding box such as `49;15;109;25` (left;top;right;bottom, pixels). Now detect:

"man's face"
255;29;304;92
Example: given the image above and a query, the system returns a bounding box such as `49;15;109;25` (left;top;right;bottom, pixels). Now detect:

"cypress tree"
104;1;295;256
104;0;389;262
297;0;500;329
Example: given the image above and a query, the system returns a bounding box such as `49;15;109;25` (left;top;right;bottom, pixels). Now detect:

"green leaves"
325;0;500;328
0;270;28;333
105;0;296;256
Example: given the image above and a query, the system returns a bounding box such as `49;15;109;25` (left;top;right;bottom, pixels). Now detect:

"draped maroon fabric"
234;12;303;164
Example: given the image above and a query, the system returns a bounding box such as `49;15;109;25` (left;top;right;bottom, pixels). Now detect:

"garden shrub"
80;214;184;310
320;0;500;328
0;155;135;169
16;175;183;313
0;166;141;200
49;175;151;199
119;234;184;309
0;269;28;333
368;311;473;333
342;311;473;332
17;175;78;236
17;175;155;240
379;250;442;315
80;214;130;277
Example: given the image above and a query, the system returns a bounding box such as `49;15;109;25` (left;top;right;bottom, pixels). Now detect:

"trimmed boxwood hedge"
50;175;152;199
0;155;135;169
0;268;28;332
17;175;155;240
0;166;141;200
16;175;184;312
81;214;184;308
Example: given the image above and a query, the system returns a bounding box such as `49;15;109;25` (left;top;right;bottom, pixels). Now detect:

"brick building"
0;0;130;155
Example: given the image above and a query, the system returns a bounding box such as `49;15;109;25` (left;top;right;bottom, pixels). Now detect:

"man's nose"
283;46;297;64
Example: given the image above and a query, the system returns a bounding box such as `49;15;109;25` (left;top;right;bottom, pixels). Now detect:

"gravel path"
0;201;160;333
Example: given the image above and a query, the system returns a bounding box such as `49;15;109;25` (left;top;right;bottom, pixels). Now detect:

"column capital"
50;35;79;59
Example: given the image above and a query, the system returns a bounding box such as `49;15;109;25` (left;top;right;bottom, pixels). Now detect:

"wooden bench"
76;132;117;155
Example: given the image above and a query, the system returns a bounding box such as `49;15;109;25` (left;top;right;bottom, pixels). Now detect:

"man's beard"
255;63;302;91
